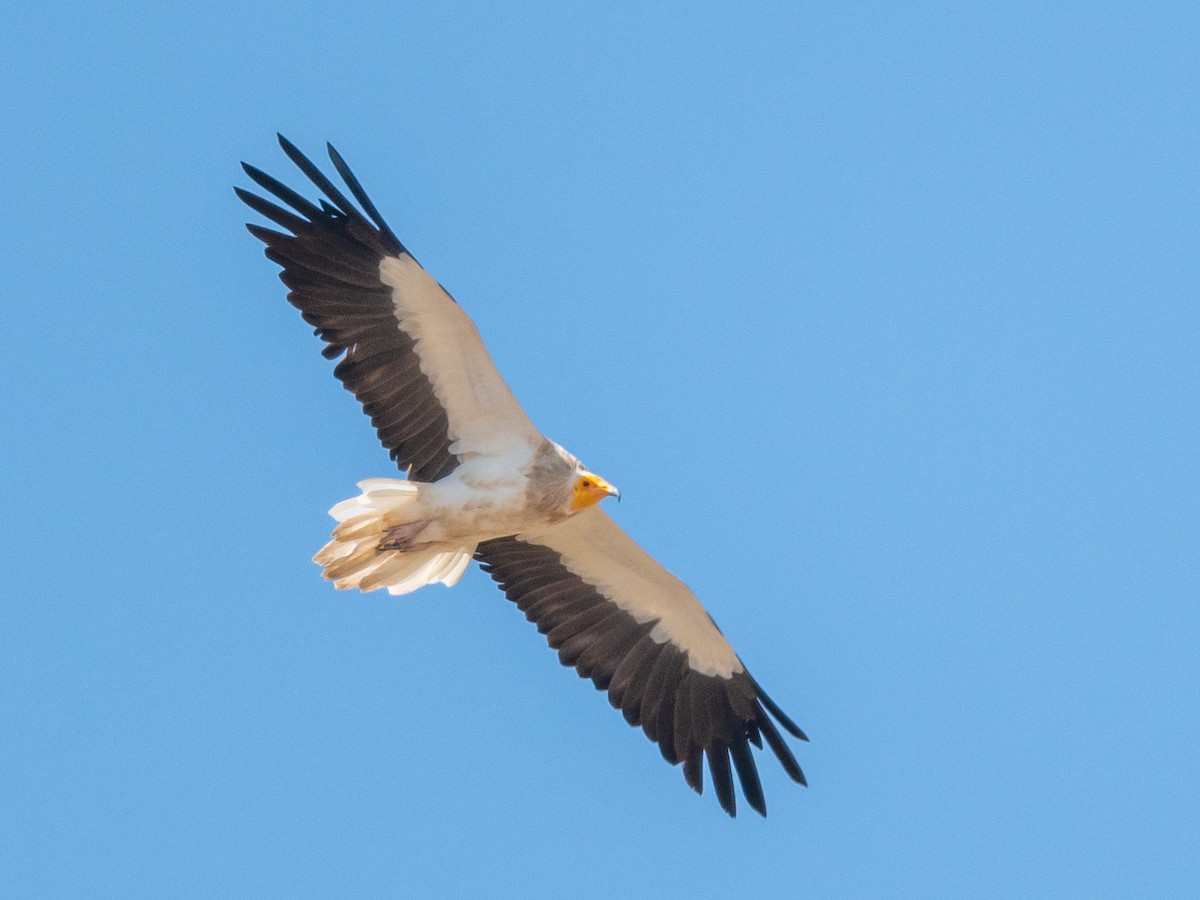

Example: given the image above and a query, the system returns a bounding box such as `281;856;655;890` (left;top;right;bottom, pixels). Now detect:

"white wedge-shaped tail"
313;478;475;595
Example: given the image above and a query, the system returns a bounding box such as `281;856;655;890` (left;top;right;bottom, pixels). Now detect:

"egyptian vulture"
238;136;807;817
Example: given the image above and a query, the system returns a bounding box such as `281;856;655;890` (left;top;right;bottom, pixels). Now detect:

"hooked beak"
571;474;621;510
598;478;620;503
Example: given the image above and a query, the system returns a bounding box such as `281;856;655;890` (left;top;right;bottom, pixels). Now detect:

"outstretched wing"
238;135;541;481
476;508;807;818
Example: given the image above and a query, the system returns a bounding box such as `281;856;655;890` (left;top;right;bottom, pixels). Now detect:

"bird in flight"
238;136;807;817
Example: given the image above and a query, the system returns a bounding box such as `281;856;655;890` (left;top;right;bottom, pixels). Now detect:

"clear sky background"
2;2;1197;897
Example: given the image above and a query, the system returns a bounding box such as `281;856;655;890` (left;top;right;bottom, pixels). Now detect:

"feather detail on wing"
237;135;541;481
475;508;807;818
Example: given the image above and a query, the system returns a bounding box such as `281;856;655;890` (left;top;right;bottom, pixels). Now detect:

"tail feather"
332;514;388;542
358;548;474;595
321;540;381;580
329;479;420;521
314;478;475;595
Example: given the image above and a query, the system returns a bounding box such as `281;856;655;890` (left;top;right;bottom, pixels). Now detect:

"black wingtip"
756;703;807;787
276;132;302;161
325;141;407;256
730;737;766;817
682;750;704;796
751;677;807;741
277;134;322;188
706;746;737;818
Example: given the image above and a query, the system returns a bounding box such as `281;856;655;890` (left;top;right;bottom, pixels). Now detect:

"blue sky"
3;2;1198;897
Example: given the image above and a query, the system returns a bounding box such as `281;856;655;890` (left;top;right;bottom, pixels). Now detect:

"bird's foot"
377;519;432;552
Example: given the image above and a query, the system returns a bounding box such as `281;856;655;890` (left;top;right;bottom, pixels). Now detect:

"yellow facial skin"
570;473;620;511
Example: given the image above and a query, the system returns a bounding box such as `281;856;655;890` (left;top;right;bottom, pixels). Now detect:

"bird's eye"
581;479;591;488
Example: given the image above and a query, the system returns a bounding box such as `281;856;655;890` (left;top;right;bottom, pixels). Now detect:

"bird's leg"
377;519;432;552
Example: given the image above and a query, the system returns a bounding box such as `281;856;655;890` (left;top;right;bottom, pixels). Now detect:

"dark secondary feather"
238;135;457;483
476;536;808;818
